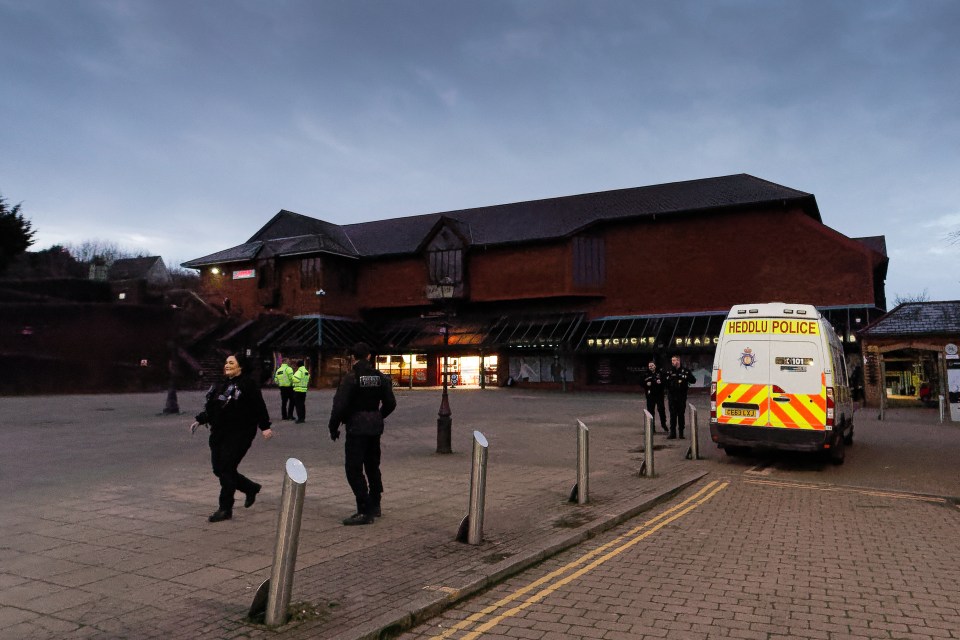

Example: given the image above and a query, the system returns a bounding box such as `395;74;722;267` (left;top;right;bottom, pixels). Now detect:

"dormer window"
428;248;462;285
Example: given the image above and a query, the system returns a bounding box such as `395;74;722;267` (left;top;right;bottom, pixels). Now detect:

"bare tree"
64;239;148;266
893;289;931;306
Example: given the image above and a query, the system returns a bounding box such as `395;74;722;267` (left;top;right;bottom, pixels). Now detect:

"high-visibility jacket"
292;366;310;392
274;363;294;387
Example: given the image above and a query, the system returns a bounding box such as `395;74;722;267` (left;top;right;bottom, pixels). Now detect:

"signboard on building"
232;269;256;280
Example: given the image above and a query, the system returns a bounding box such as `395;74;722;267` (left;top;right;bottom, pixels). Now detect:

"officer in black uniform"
664;355;697;439
641;360;668;433
328;342;397;525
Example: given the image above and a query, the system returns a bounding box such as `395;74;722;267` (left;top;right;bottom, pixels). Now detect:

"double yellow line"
430;480;729;640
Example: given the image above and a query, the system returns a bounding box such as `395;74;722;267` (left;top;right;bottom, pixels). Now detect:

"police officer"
291;360;310;423
641;360;668;433
664;355;697;439
274;358;295;420
328;343;397;525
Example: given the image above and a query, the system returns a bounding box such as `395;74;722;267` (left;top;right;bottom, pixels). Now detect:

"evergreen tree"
0;193;36;274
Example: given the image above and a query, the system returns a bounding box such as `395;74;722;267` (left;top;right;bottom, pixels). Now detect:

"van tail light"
710;382;717;422
826;387;835;427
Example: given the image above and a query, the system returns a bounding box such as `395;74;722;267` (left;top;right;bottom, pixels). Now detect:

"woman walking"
194;353;273;522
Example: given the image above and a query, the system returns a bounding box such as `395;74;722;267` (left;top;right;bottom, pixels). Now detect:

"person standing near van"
641;361;668;433
665;355;696;439
328;342;397;525
274;358;295;420
292;360;310;423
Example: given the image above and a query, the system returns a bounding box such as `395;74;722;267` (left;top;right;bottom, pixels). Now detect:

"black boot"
668;430;677;440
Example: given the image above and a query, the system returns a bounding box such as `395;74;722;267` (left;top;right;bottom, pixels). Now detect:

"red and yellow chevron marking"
768;373;827;429
717;371;827;429
716;374;769;426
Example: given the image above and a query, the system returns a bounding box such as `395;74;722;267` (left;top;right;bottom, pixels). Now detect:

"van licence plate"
724;408;757;418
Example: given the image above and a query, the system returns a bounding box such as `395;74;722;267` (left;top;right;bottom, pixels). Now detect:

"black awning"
576;312;727;351
375;312;585;352
258;317;379;350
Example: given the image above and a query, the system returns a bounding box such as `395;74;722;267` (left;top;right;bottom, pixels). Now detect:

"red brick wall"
196;206;881;321
593;207;880;316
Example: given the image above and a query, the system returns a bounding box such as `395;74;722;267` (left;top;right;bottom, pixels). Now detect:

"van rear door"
768;338;826;430
716;338;771;427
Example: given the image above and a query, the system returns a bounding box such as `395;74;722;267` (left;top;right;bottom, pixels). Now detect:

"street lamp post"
437;322;452;454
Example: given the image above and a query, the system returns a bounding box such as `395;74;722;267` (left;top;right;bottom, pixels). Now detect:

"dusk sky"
2;0;957;303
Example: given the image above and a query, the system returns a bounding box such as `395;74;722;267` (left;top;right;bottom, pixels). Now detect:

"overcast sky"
2;0;958;303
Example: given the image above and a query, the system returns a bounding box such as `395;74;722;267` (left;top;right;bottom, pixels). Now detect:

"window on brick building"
428;249;463;285
573;236;605;287
300;257;322;290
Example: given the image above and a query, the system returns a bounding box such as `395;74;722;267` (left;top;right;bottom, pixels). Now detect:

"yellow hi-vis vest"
292;367;310;392
274;363;294;387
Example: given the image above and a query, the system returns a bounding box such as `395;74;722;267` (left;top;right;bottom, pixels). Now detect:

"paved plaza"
0;388;956;639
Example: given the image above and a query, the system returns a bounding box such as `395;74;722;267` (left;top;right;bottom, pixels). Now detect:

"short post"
686;403;701;460
569;420;589;504
265;458;308;627
642;409;655;477
940;395;945;423
457;431;489;545
878;358;887;421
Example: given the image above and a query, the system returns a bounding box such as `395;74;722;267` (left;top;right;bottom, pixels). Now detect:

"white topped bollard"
641;409;655;477
456;431;489;545
260;458;308;626
569;420;590;504
686;403;702;460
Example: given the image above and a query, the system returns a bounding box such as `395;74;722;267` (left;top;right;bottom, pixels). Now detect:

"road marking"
744;462;775;476
429;480;728;640
744;478;948;504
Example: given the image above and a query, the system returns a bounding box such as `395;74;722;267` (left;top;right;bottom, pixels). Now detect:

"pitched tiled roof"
860;301;960;336
107;256;164;280
182;173;817;266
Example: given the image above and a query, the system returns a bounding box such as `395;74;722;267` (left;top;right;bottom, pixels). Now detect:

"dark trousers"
344;433;382;515
210;437;259;512
279;386;294;419
668;394;687;435
293;391;306;421
646;393;667;430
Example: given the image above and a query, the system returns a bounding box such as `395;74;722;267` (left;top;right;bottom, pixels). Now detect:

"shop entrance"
438;355;498;387
882;348;942;407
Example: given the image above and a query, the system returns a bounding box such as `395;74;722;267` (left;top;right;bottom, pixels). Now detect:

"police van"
709;302;855;464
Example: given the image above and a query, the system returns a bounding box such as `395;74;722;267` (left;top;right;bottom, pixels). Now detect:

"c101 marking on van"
725;320;820;335
775;357;814;366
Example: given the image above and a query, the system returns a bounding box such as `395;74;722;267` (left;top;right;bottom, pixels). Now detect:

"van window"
770;341;821;394
719;340;770;384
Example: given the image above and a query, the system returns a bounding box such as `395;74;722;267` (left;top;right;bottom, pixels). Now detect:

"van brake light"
826;387;835;427
710;381;717;422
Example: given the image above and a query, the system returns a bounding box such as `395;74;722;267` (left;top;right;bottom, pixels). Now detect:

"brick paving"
399;408;960;640
0;388;709;639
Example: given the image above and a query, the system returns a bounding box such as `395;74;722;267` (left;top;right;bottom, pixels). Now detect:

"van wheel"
829;433;846;465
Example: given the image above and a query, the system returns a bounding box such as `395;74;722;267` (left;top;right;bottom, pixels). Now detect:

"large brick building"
182;174;888;389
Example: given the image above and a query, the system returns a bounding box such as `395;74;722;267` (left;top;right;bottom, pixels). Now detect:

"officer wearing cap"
328;342;397;525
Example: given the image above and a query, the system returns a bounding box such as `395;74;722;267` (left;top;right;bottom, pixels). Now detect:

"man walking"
328;343;397;526
274;358;295;420
664;355;696;439
641;360;668;433
291;360;310;423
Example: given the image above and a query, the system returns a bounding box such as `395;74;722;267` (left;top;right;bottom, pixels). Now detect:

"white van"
709;302;855;464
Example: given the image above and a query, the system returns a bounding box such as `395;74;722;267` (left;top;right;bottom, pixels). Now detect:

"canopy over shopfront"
258;316;380;351
376;312;586;352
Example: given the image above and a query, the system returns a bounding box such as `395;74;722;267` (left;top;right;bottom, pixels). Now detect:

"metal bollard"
940;395;945;423
641;409;655;477
686;403;701;460
457;431;489;545
265;458;308;626
569;420;589;504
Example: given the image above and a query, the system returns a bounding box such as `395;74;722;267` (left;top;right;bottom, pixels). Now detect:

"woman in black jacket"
195;353;273;522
